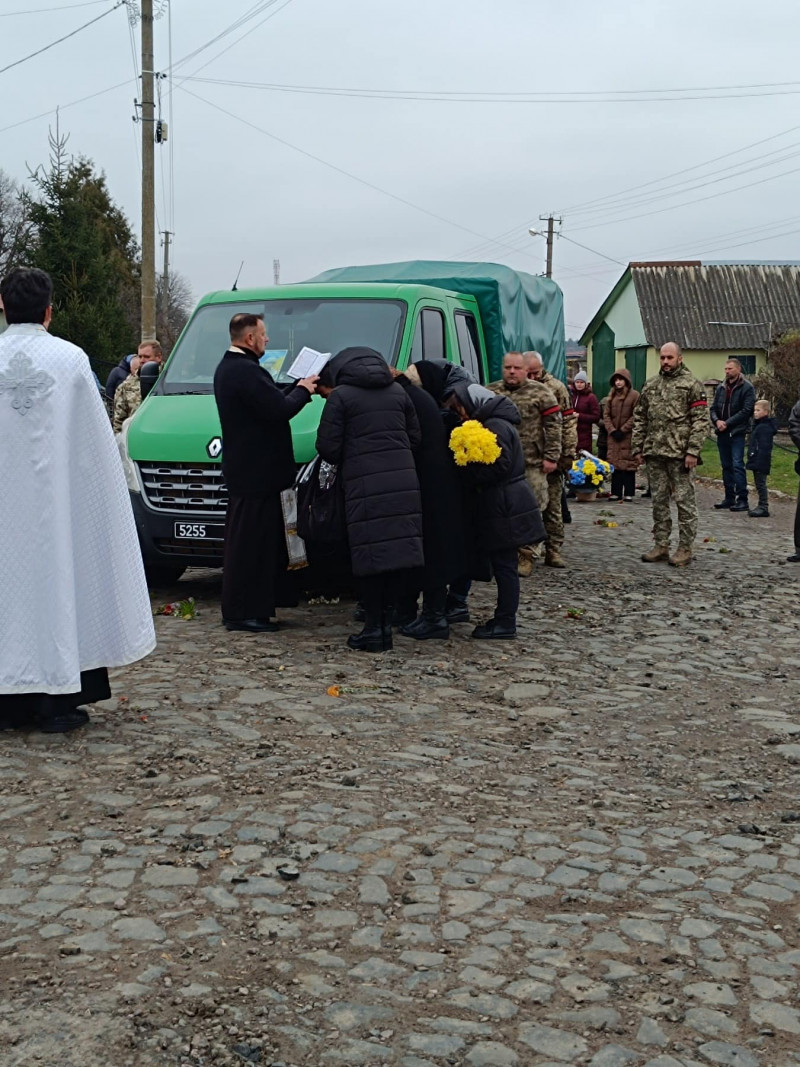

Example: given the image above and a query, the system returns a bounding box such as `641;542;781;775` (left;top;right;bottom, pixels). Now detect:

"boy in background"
746;400;778;518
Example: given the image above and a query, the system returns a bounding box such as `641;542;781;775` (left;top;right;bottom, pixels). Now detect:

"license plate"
173;522;225;541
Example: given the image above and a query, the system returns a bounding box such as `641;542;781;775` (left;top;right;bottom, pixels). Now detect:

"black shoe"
787;553;800;563
730;500;749;512
471;619;516;640
748;506;769;518
641;488;651;498
713;499;735;509
38;707;90;734
347;625;389;652
445;597;470;624
224;618;279;633
352;602;365;622
400;614;450;640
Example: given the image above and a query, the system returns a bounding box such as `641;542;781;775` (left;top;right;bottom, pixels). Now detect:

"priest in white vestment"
0;267;155;733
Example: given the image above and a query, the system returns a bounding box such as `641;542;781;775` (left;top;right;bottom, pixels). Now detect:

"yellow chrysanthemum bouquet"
449;420;502;467
568;451;613;488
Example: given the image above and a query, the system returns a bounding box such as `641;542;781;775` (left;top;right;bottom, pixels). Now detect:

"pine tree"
26;128;140;376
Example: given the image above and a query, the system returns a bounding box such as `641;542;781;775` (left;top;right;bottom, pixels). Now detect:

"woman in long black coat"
316;347;423;652
448;382;546;640
392;368;467;639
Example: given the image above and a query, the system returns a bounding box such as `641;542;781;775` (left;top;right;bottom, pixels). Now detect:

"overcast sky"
3;0;799;337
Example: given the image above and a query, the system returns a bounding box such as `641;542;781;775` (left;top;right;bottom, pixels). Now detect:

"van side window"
410;307;445;364
455;311;483;382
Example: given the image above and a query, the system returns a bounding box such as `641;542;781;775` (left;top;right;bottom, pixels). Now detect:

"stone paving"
1;482;800;1067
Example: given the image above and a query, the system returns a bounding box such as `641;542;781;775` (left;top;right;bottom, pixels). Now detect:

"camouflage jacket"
630;362;710;460
540;370;578;469
112;374;143;433
487;378;562;467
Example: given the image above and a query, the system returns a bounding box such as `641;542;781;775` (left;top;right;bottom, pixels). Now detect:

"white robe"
0;324;156;694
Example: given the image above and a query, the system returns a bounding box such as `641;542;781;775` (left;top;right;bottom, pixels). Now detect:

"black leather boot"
400;612;450;640
347;623;386;652
444;594;470;624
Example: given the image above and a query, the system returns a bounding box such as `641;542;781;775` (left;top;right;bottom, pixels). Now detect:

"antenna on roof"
232;261;244;292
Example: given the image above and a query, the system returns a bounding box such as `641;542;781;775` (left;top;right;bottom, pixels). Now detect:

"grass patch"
699;437;799;495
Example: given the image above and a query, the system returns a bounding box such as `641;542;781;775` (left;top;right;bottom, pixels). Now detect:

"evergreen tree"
26;128;140;375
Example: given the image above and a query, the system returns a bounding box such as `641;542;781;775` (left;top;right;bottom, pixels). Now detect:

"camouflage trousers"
526;467;549;513
543;470;565;549
647;456;697;548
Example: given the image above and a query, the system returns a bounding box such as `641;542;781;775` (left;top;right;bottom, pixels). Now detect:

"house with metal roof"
579;261;800;392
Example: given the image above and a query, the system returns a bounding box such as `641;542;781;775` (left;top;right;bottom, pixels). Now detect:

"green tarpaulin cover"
309;260;566;382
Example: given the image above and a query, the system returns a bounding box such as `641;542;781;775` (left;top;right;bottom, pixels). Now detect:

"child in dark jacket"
746;400;778;517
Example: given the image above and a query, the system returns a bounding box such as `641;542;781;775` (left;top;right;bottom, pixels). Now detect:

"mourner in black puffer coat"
316;347;423;652
449;382;546;640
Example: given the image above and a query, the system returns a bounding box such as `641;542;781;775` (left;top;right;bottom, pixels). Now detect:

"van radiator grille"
137;462;228;515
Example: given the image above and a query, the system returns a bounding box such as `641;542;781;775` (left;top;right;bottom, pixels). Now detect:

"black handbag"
296;456;346;544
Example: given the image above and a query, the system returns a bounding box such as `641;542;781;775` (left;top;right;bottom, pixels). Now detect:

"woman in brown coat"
604;368;640;500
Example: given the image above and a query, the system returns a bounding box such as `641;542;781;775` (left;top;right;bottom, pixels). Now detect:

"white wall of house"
603;277;646;348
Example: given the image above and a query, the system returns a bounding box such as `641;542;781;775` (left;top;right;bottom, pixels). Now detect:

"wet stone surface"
1;485;800;1065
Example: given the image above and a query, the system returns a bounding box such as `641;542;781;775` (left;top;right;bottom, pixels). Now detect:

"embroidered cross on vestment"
0;351;56;415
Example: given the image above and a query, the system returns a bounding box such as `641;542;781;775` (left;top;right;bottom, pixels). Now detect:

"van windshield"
159;298;407;394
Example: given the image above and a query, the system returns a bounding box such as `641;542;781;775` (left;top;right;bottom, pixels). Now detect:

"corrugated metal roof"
630;262;800;350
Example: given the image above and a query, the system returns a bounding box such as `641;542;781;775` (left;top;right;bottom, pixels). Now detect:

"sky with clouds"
3;0;799;339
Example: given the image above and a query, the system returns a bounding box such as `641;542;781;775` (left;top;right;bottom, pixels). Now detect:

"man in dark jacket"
213;313;318;632
105;354;134;402
448;382;546;640
316;347;423;652
788;398;800;563
710;358;756;511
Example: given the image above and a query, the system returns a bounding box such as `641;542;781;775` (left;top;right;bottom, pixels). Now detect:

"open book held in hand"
286;346;331;379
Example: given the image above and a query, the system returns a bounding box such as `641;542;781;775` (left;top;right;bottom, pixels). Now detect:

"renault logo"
207;437;222;459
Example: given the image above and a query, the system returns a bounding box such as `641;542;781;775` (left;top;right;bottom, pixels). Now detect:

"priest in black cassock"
213;313;318;632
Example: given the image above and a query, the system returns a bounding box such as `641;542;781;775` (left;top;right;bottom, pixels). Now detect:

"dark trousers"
0;667;110;730
222;493;292;621
795;483;800;552
490;547;519;627
359;572;402;627
717;433;747;501
611;469;636;498
753;471;769;509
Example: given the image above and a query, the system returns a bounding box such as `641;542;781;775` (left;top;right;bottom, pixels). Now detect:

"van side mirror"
140;360;160;399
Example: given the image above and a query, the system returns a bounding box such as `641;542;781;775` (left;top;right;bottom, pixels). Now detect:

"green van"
120;263;565;583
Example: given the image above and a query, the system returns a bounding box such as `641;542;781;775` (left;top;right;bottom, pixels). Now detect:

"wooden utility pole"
140;0;156;342
538;214;562;278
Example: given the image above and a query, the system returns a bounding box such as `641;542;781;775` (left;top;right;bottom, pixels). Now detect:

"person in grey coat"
316;347;423;652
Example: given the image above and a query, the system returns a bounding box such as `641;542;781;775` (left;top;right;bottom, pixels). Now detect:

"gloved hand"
611;429;626;442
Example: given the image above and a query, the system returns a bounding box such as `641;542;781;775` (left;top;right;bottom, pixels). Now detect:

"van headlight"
117;419;141;494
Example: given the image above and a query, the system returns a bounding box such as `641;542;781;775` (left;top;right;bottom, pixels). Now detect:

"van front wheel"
145;563;186;587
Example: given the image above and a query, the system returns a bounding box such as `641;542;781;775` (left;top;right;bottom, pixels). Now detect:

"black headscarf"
413;359;476;405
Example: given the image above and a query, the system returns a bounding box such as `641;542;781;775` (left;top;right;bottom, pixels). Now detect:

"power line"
179;74;800;104
167;1;285;75
559;123;800;216
0;1;123;76
556;232;625;265
0;0;111;15
0;78;129;134
177;84;550;257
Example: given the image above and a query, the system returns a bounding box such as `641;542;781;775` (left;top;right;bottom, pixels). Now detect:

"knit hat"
573;370;589;384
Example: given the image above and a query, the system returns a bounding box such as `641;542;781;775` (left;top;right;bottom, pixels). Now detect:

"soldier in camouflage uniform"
488;352;561;576
631;341;710;567
524;351;577;567
112;357;143;433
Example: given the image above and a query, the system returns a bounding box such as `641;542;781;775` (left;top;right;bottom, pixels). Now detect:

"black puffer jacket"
316;348;424;577
463;395;546;552
746;416;778;473
105;355;132;400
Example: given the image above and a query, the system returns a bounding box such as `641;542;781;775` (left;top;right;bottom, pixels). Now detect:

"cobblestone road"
2;484;800;1067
